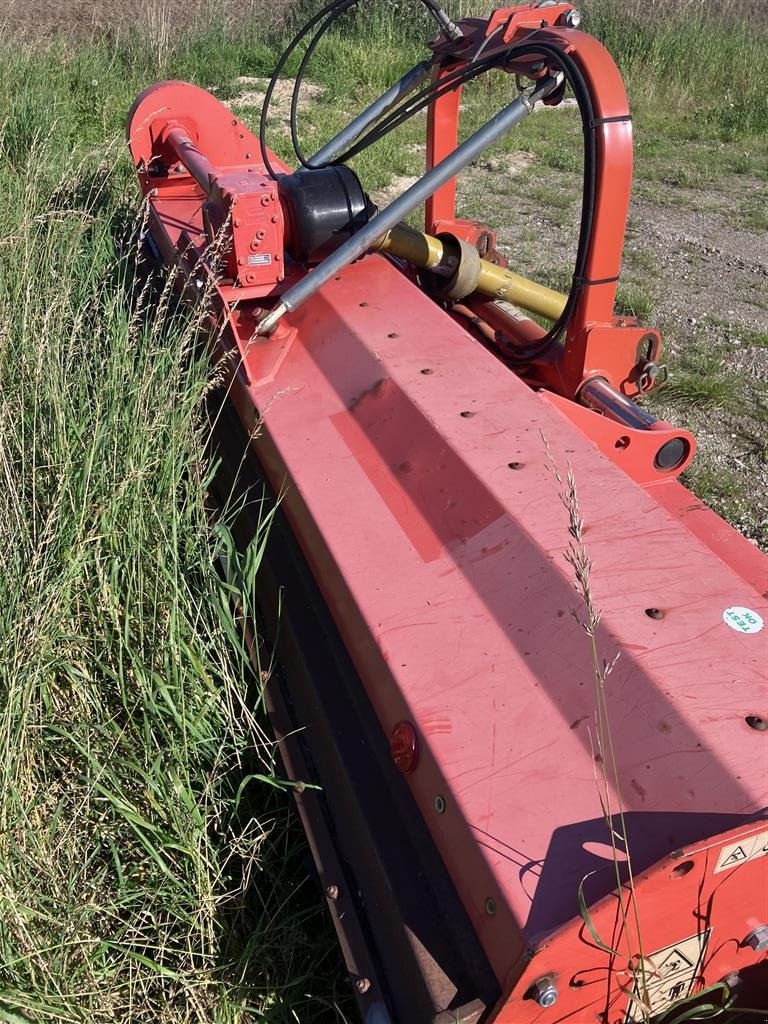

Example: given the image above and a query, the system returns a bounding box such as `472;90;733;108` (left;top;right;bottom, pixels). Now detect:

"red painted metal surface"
127;12;768;1018
228;256;767;1018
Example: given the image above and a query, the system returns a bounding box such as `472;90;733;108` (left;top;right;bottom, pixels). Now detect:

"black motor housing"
278;165;375;264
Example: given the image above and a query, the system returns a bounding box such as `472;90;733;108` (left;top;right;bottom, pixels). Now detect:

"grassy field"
0;1;766;1021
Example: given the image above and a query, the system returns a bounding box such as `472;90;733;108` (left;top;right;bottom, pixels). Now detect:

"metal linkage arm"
309;61;433;167
258;72;563;333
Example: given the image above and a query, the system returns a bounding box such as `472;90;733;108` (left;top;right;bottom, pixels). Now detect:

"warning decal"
624;931;710;1023
714;829;768;874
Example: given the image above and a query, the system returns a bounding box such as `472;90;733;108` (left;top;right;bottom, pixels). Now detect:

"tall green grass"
0;128;350;1021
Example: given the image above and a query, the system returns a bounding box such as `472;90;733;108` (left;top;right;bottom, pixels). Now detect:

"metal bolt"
561;9;582;28
485;897;497;917
326;884;339;900
256;229;266;240
531;975;558;1008
245;151;252;159
434;795;446;814
237;258;245;266
354;977;371;995
744;925;768;952
261;195;270;206
234;218;241;228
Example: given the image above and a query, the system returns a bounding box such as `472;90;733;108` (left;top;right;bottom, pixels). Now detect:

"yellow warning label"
714;830;768;874
624;931;709;1023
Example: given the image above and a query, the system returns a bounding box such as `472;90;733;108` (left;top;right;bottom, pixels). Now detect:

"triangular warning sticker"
652;946;695;978
721;846;748;867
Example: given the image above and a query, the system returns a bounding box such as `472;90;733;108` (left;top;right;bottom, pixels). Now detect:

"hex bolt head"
326;884;339;900
531;975;558;1008
744;925;768;952
354;977;371;995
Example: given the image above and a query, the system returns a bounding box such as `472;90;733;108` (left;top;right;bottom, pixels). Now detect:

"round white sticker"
723;606;764;634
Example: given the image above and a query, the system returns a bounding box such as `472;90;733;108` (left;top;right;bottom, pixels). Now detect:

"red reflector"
390;721;419;773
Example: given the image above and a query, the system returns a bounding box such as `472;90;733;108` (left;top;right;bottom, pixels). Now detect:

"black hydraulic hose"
259;0;353;179
486;40;596;355
289;0;357;170
261;6;598;354
263;0;462;178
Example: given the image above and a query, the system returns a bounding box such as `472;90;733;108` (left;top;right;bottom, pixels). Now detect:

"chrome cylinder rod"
309;61;432;167
580;376;691;470
579;377;657;430
259;72;563;333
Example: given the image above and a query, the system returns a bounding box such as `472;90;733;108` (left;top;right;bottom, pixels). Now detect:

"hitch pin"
257;71;564;335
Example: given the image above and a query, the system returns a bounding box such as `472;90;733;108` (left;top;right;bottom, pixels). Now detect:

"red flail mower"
128;2;767;1021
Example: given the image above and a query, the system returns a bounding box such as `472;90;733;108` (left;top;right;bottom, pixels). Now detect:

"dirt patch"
371;174;420;207
629;188;768;332
476;151;536;176
231;77;324;117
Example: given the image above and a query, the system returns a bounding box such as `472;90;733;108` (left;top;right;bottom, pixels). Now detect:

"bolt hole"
645;608;664;620
434;795;446;814
334;276;342;281
615;435;631;450
507;461;523;470
485;897;496;917
671;859;695;878
387;332;399;339
420;368;433;375
359;301;368;307
745;715;768;731
460;410;474;418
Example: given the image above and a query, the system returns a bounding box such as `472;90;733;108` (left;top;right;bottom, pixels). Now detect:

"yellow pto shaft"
375;223;567;322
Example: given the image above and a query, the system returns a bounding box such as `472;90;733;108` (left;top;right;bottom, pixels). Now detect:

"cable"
289;0;357;171
259;0;354;179
262;6;599;356
262;0;461;179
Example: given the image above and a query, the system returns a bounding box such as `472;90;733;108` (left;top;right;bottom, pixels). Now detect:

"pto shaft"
376;224;567;322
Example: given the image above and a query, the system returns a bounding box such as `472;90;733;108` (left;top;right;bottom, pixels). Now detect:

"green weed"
664;371;742;411
615;284;654;321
